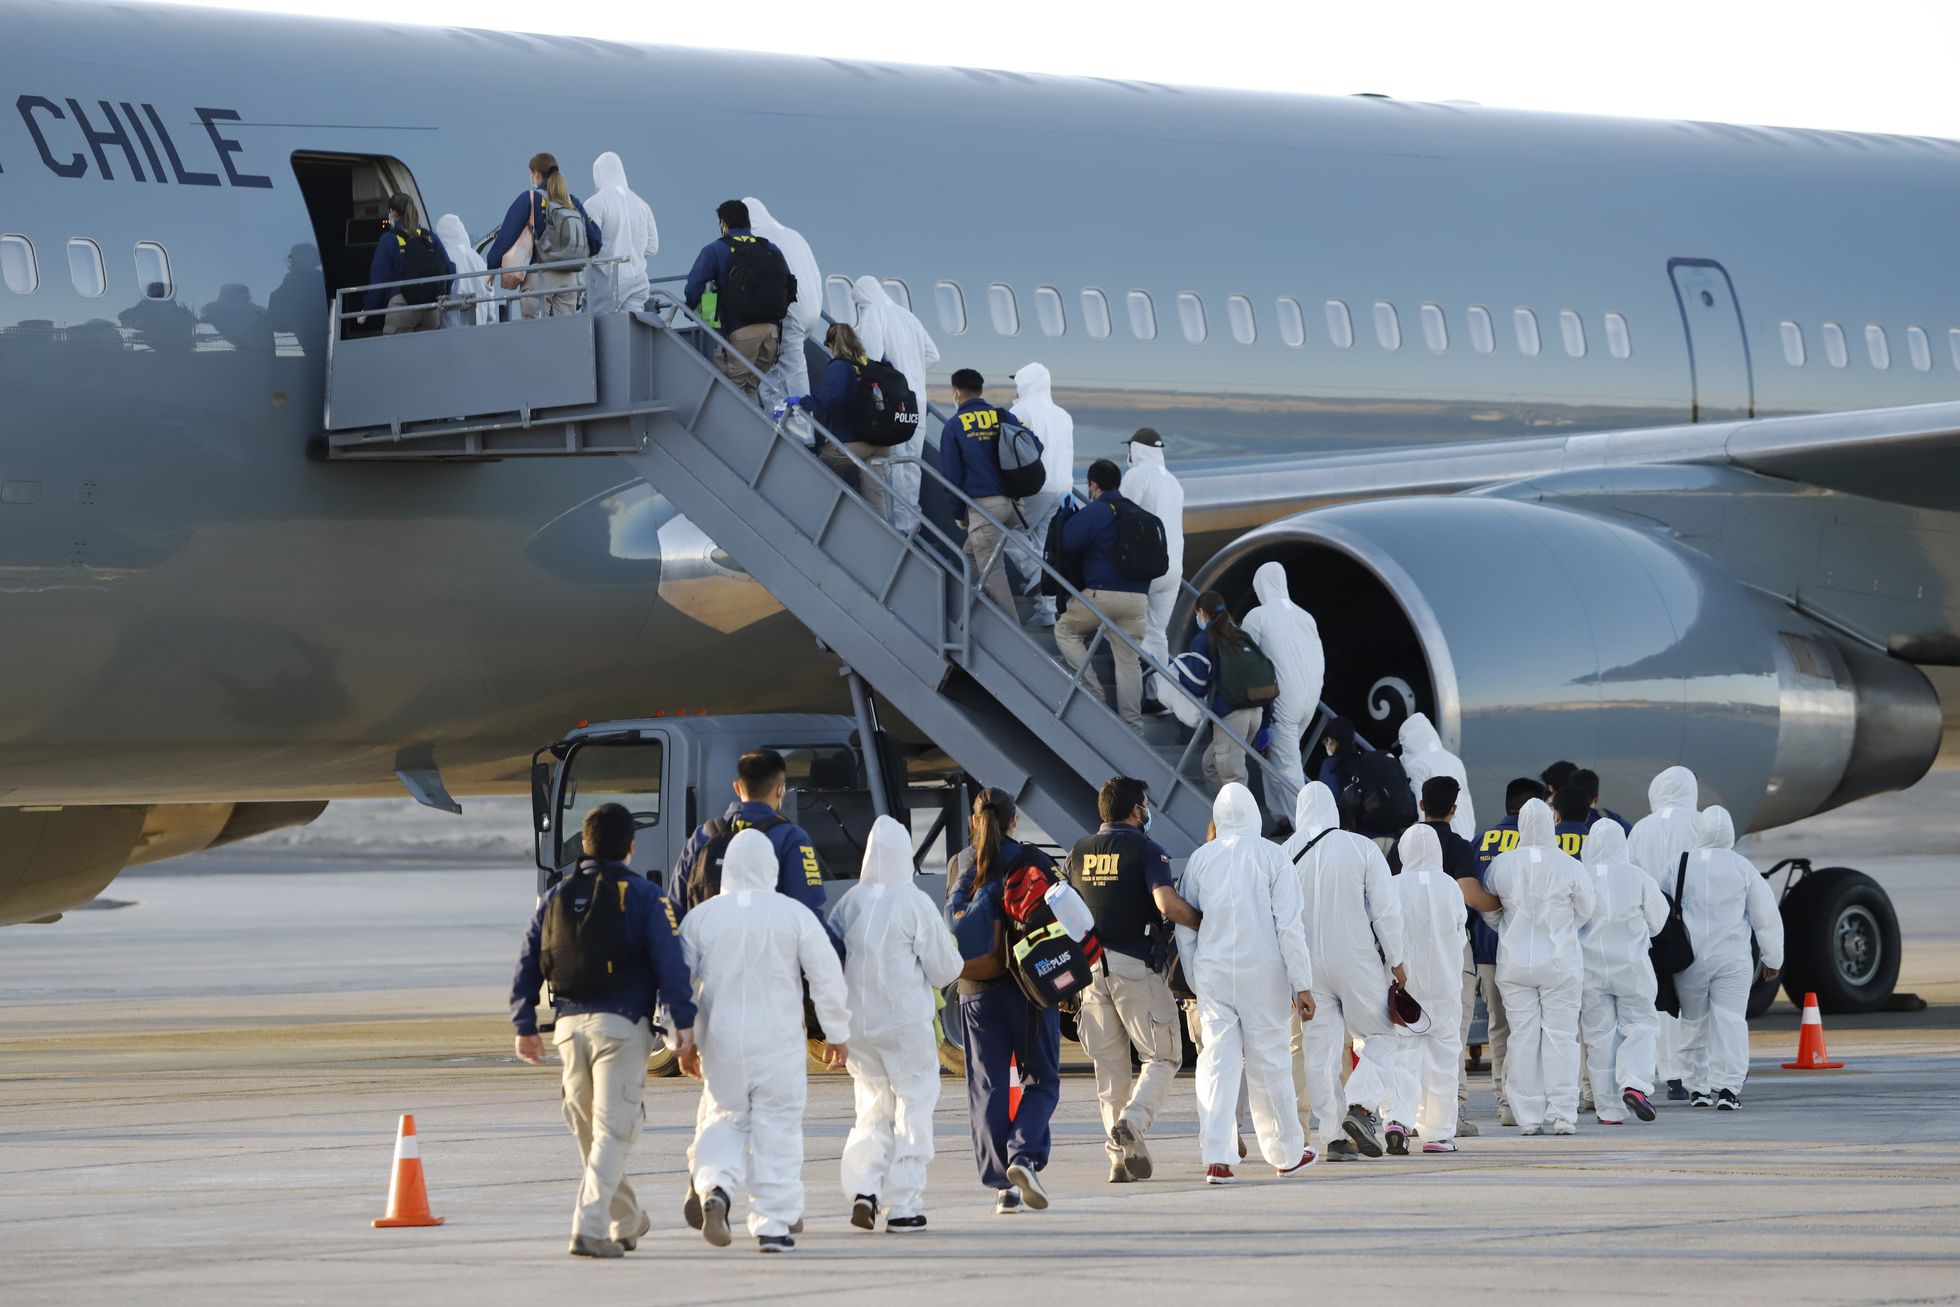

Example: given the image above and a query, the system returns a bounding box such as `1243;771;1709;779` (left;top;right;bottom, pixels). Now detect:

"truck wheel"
1779;867;1900;1014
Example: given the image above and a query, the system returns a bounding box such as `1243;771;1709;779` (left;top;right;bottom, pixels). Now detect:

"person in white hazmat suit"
434;214;497;328
1285;782;1407;1159
1480;798;1596;1134
852;277;939;530
1579;819;1668;1124
681;829;852;1253
1676;806;1785;1109
1174;783;1320;1182
583;152;658;314
1626;765;1703;1099
1381;823;1470;1153
1396;713;1476;843
1120;429;1185;710
825;816;964;1232
1003;363;1074;627
1241;562;1324;824
743;198;821;437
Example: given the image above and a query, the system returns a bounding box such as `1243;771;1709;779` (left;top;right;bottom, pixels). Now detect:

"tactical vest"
1069;828;1154;945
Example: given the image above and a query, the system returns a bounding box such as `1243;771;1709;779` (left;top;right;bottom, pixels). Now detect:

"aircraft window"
1034;285;1066;337
988;283;1020;336
881;278;911;312
825;275;856;325
1907;325;1932;372
934;280;967;335
1373;301;1401;351
1275;296;1305;347
1821;322;1847;368
1419;303;1448;353
1513;307;1541;357
1780;321;1805;367
1177;292;1208;344
1603;312;1631;359
67;239;106;298
1865;324;1890;370
1227;294;1257;345
0;234;37;294
1081;288;1112;340
133;242;172;299
1127;291;1158;341
1325;299;1354;349
1950;328;1960;371
1559;309;1586;357
1466;305;1495;355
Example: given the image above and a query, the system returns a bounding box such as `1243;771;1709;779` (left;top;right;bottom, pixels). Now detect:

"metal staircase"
324;269;1267;855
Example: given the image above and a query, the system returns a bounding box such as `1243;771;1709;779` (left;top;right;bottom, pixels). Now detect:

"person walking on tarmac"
1626;765;1703;1100
1676;806;1785;1110
1054;459;1154;730
1067;777;1202;1183
510;803;697;1259
683;200;795;402
1120;429;1186;716
672;748;827;919
1474;776;1547;1125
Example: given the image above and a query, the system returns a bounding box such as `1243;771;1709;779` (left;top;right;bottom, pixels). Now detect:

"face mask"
1196;614;1210;630
1141;807;1153;831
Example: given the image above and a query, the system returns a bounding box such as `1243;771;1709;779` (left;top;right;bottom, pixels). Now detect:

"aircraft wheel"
649;1033;683;1078
1779;867;1900;1014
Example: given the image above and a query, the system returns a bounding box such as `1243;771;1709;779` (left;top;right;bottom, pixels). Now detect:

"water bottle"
1045;880;1096;942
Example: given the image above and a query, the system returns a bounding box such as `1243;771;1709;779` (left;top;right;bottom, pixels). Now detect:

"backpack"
1108;498;1169;583
1000;859;1102;1010
683;813;787;914
719;234;795;325
848;358;921;447
539;866;636;1001
534;196;586;265
1649;854;1697;1016
991;411;1048;499
1341;750;1418;837
1213;632;1280;710
396;229;448;306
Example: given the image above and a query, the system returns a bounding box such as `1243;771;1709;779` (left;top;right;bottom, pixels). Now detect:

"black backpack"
849;358;921;447
1214;632;1280;709
1650;854;1698;1016
540;866;636;1000
1342;750;1419;837
991;412;1048;499
397;229;448;306
1109;498;1170;583
683;813;787;914
719;235;794;326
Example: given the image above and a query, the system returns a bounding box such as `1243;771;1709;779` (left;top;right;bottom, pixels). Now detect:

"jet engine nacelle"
1192;496;1940;831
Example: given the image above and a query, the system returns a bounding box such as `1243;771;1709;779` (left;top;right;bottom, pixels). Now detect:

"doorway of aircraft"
1669;258;1755;422
290;152;429;340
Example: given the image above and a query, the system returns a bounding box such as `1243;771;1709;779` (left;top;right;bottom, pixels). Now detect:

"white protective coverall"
1285;782;1406;1145
1174;783;1315;1169
1004;364;1074;621
434;214;496;328
584;153;658;314
1383;823;1468;1142
1121;440;1186;703
1677;806;1786;1096
852;277;939;530
743;198;821;432
1481;799;1597;1129
1626;766;1703;1086
825;816;963;1219
683;829;851;1238
1579;820;1668;1119
1241;562;1325;820
1396;713;1477;842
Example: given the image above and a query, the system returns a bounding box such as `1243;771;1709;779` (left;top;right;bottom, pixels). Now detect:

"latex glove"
1253;727;1273;754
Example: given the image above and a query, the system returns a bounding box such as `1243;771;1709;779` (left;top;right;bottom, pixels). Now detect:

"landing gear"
1762;860;1901;1015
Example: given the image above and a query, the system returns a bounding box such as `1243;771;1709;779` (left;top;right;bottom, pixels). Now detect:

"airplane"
4;0;1957;1018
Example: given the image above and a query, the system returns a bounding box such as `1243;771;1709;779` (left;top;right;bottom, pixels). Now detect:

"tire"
1746;967;1782;1019
648;1033;682;1078
1778;867;1901;1014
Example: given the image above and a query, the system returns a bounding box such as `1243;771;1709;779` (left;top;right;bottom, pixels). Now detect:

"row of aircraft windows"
1778;319;1960;372
1;234;175;300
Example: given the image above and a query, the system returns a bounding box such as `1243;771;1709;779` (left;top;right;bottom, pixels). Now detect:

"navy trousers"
958;984;1062;1189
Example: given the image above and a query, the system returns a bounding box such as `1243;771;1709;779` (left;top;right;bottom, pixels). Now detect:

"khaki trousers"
1206;706;1261;792
717;323;781;401
382;293;439;334
1055;589;1150;729
1077;951;1181;1165
1477;962;1512;1116
963;495;1019;615
553;1011;653;1242
819;439;888;519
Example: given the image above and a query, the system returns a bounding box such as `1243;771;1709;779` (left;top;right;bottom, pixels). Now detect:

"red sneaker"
1204;1164;1236;1186
1276;1148;1319;1177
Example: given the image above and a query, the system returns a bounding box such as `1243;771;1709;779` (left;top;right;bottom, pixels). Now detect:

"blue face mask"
1196;614;1210;630
1141;806;1153;831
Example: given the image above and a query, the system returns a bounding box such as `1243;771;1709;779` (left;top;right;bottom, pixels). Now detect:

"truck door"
1668;258;1755;422
534;729;671;891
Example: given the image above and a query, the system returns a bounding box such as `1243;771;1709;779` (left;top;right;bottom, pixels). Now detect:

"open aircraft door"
1669;258;1755;422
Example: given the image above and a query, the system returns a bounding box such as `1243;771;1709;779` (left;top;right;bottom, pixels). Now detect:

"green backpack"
1214;633;1280;710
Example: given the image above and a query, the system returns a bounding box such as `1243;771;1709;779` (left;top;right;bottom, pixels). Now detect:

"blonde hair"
826;323;868;365
529;152;574;211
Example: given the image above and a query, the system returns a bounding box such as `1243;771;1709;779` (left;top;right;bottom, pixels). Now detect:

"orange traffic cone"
372;1114;444;1228
1007;1055;1022;1121
1781;993;1844;1070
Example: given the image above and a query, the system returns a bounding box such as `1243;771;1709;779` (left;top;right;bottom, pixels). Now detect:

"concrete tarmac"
3;782;1959;1305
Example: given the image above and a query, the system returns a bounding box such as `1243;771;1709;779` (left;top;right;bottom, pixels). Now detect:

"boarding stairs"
322;267;1274;856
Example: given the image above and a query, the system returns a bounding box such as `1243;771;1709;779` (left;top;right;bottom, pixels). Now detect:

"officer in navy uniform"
1067;777;1202;1183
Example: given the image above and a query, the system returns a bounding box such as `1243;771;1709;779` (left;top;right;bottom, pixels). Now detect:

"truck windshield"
561;740;663;866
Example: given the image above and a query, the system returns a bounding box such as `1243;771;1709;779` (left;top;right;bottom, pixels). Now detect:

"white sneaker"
1550;1119;1577;1136
1519;1123;1543;1136
1005;1161;1049;1211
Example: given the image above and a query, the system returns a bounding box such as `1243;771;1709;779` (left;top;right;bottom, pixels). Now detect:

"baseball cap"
1123;427;1164;448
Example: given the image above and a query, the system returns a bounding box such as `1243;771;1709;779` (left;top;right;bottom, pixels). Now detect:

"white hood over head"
852;274;893;312
1649;766;1698;814
1010;362;1074;494
743;196;821;330
1398;712;1443;756
591;150;628;193
1212;782;1263;839
1012;362;1052;403
1252;560;1294;610
859;814;914;887
1695;805;1736;850
1583;819;1630;868
435;213;472;250
1516;798;1558;849
1127;439;1166;470
720;828;778;894
1398;822;1443;875
1295;781;1340;839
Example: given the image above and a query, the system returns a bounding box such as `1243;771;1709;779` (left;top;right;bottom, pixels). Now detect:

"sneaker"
1716;1089;1741;1112
1667;1079;1690;1101
614;1211;651;1252
1005;1159;1049;1211
1204;1164;1236;1185
683;1185;703;1231
1519;1122;1544;1136
1596;1116;1624;1126
851;1193;878;1231
1343;1104;1385;1158
1456;1118;1481;1138
995;1188;1023;1215
1325;1138;1359;1161
1276;1147;1319;1177
1112;1119;1153;1180
757;1235;794;1254
1691;1090;1715;1108
1578;1096;1595;1115
1422;1139;1460;1154
1623;1088;1656;1122
887;1215;928;1232
701;1187;732;1248
1108;1162;1135;1184
1385;1121;1410;1156
568;1233;624;1259
1550;1119;1577;1136
789;1220;804;1234
1498;1104;1518;1127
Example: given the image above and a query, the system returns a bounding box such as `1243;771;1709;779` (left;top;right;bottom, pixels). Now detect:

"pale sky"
145;0;1960;141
